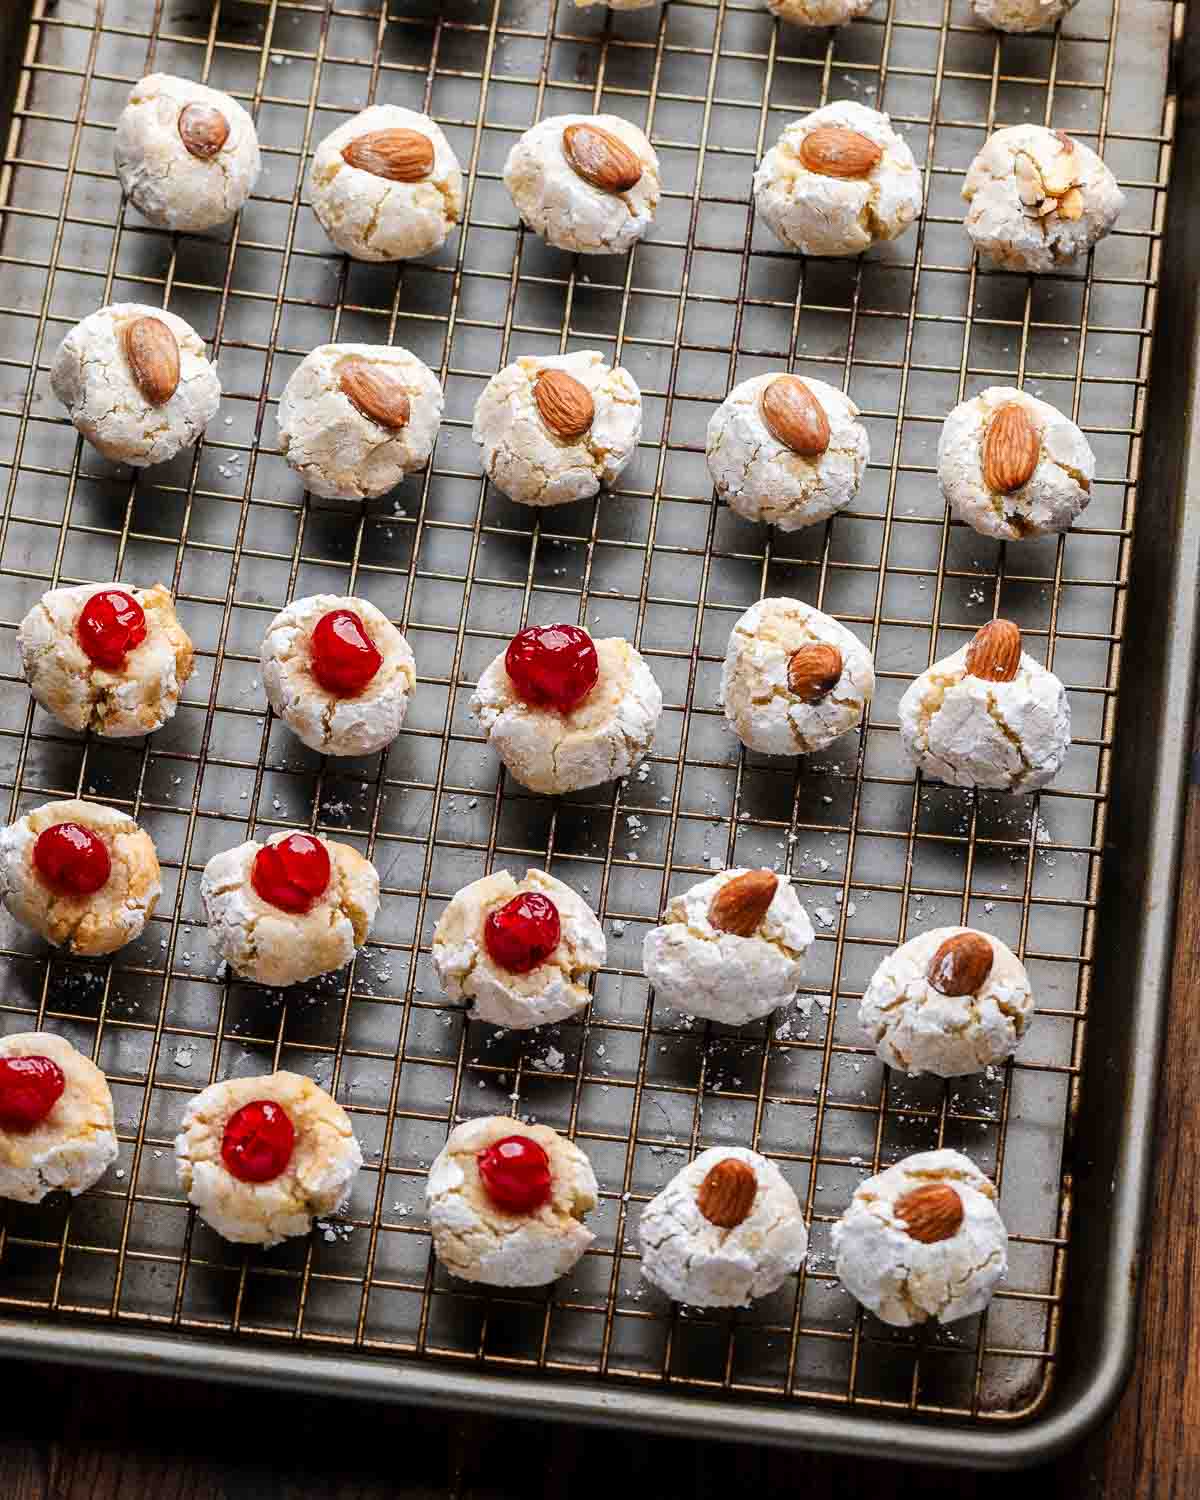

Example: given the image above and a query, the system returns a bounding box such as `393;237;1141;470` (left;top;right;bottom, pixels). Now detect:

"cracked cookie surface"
0;1031;118;1204
971;0;1078;28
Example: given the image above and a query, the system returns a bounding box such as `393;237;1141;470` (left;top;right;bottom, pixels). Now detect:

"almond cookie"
707;373;869;530
722;597;875;755
260;594;416;758
972;0;1079;31
898;620;1070;793
0;800;161;958
309;105;463;262
0;1032;118;1204
637;1147;809;1308
201;831;380;987
470;624;662;794
832;1149;1008;1327
860;926;1034;1077
962;125;1124;273
432;868;605;1030
51;304;220;467
18;581;194;738
175;1071;362;1247
115;73;261;233
473;351;642;507
753;102;922;258
643;869;814;1026
427;1116;598;1287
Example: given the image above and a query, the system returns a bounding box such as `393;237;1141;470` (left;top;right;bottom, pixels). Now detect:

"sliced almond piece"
981;401;1039;494
894;1183;964;1244
964;618;1022;684
561;123;642;194
338;356;411;430
798;125;883;180
533;369;595;441
1056;186;1084;222
178;102;230;160
1013;152;1045;211
761;375;830;458
123;316;180;406
787;642;843;704
708;869;778;938
926;930;994;997
341;128;434;183
1040;132;1078;196
696;1157;758;1229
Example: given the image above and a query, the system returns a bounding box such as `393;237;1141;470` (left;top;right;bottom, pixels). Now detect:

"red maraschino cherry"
310;609;382;697
477;1135;552;1213
250;833;331;914
483;891;560;975
0;1056;66;1131
504;624;598;714
76;588;147;669
221;1099;295;1183
33;822;111;897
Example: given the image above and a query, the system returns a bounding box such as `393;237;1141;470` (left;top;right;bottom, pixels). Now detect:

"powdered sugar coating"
971;0;1079;32
0;1031;118;1204
765;0;874;20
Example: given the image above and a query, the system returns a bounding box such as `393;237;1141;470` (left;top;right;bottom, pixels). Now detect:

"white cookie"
309;105;463;262
51;304;220;468
427;1116;598;1287
832;1149;1007;1327
0;1032;118;1204
504;114;660;255
971;0;1079;31
753;102;922;258
764;0;874;21
115;73;261;233
962;125;1124;273
574;0;656;7
18;582;194;738
175;1071;362;1247
637;1147;809;1307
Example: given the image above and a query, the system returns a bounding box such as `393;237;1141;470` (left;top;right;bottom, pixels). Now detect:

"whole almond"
561;122;642;194
798;125;883;180
708;869;778;938
123;316;180;406
982;401;1039;494
761;375;830;458
342;128;434;183
533;369;595;441
338;357;411;430
696;1157;758;1229
178;102;230;160
787;642;843;704
926;931;994;997
894;1183;964;1244
1056;186;1084;221
965;618;1022;683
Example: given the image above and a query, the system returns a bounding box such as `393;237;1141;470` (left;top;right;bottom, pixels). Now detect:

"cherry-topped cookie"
0;1031;118;1204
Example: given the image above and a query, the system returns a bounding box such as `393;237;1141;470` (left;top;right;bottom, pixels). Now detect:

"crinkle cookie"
939;387;1094;541
504;114;660;255
51;304;220;468
638;1148;809;1308
427;1116;598;1287
277;344;443;502
309;105;463;262
0;799;161;958
574;0;655;7
722;596;875;756
643;869;814;1026
898;619;1070;793
765;0;875;21
860;926;1034;1078
18;581;194;738
175;1071;362;1247
832;1149;1007;1327
201;831;380;987
473;351;642;507
260;593;417;758
753;102;922;259
971;0;1079;32
707;373;868;530
962;125;1124;273
0;1032;118;1204
432;868;605;1030
115;73;261;233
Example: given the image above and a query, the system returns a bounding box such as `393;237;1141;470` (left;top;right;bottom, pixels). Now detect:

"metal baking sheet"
0;0;1193;1470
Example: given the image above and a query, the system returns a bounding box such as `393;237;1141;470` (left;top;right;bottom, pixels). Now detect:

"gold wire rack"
0;0;1178;1428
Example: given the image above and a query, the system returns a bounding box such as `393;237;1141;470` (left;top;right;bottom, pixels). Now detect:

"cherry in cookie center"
505;624;598;714
310;609;383;697
477;1134;552;1213
484;890;561;974
251;833;331;914
220;1099;296;1183
0;1055;66;1132
33;822;111;897
76;588;146;669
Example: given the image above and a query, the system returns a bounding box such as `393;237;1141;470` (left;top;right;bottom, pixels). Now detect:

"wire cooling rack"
0;0;1178;1428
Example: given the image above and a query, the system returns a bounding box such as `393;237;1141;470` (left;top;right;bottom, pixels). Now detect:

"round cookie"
765;0;874;21
175;1071;362;1247
115;73;261;233
898;619;1070;793
277;344;443;501
637;1147;809;1308
971;0;1079;31
51;304;220;468
859;926;1034;1078
18;582;194;738
707;373;868;530
574;0;656;7
962;125;1124;273
260;594;417;758
722;597;875;755
832;1149;1007;1327
0;1032;118;1203
504;114;660;255
643;868;814;1026
309;105;463;262
753;102;922;259
473;351;642;508
200;831;380;987
938;387;1094;541
427;1115;598;1287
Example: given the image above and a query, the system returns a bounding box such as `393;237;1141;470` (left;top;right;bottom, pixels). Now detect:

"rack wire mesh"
0;0;1178;1428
